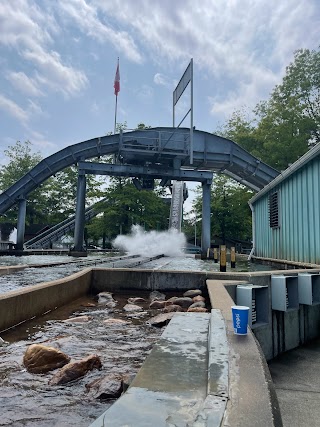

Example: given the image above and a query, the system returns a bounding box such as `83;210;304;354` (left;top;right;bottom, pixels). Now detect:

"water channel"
0;253;273;426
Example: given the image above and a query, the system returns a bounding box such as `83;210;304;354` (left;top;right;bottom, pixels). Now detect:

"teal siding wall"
253;156;320;264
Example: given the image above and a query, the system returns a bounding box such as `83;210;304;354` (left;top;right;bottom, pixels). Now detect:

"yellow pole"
220;245;226;272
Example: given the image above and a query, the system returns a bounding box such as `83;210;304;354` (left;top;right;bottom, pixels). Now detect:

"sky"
0;0;319;212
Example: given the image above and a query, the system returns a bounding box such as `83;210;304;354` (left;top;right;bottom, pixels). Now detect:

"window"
269;192;279;228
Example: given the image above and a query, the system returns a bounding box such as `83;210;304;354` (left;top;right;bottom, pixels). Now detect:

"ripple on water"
0;292;172;427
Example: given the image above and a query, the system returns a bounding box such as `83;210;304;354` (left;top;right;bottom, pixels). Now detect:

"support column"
70;170;87;256
201;180;211;255
16;196;27;251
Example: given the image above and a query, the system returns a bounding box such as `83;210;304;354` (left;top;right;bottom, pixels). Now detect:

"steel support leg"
16;197;26;251
71;171;87;254
201;181;211;254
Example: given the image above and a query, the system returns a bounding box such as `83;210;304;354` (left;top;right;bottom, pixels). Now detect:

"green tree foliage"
86;179;170;243
186;176;253;243
0;141;51;225
218;48;320;171
0;141;103;227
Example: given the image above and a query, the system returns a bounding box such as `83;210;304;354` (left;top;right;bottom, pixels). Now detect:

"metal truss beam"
78;161;213;183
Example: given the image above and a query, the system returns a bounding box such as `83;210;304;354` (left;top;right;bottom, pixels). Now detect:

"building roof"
249;142;320;204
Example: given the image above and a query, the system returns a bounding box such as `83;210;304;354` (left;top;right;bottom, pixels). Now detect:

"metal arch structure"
0;127;279;253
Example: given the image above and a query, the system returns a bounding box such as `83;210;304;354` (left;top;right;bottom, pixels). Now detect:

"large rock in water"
86;373;123;399
49;354;102;385
148;312;175;327
183;289;202;298
23;344;70;374
173;297;193;308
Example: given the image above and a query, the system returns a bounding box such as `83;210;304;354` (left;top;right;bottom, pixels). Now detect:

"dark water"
0;292;167;427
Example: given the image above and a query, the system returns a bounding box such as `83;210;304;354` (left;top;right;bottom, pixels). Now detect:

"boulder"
0;337;8;347
63;315;91;323
166;296;179;304
163;304;184;313
123;304;143;312
149;300;166;309
127;297;146;304
148;312;175;327
23;344;70;374
183;289;202;298
193;295;206;302
187;307;208;313
49;354;102;385
86;373;123;399
81;302;96;308
188;301;206;309
149;290;166;301
173;297;193;308
97;292;117;308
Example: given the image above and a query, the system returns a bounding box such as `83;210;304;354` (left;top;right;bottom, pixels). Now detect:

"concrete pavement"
268;337;320;427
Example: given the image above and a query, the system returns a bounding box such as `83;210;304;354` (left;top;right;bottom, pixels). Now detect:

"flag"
114;59;120;96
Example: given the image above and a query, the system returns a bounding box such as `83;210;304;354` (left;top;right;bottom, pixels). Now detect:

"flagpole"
114;94;118;134
113;57;120;135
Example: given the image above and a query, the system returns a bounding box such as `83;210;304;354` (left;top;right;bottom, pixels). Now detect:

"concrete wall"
91;268;209;293
207;269;320;361
0;268;92;332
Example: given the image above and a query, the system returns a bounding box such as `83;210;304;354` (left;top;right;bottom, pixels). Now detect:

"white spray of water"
112;225;187;257
9;228;17;244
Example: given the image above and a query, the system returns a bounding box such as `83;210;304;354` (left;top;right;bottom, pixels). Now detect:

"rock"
23;344;70;374
149;290;166;301
49;354;102;385
163;304;184;313
86;373;123;399
166;296;179;304
123;304;143;312
0;337;8;347
127;297;146;304
188;301;206;309
103;318;130;325
97;292;117;307
148;312;175;327
63;315;91;323
149;300;166;309
193;295;206;302
173;297;193;308
187;307;208;313
81;302;96;307
122;373;135;392
183;289;202;298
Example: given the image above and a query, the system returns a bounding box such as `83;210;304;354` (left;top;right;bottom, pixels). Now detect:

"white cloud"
22;47;88;97
0;1;88;97
0;94;29;123
95;0;319;118
57;0;143;63
154;73;171;87
6;71;44;97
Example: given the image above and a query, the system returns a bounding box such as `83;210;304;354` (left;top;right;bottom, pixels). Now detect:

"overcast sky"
0;0;319;162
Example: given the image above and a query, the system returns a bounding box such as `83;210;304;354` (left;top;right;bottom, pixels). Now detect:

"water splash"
9;228;17;244
112;225;186;257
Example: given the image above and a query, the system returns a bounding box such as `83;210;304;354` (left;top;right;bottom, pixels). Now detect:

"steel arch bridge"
0;127;279;253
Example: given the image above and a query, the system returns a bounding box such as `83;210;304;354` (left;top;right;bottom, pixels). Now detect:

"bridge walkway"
268;336;320;427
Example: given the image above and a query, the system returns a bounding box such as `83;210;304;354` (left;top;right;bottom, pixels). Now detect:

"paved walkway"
268;337;320;427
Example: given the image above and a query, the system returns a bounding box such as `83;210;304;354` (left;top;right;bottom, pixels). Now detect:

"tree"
0;141;51;226
216;48;320;170
0;141;103;228
189;175;253;243
86;179;170;243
